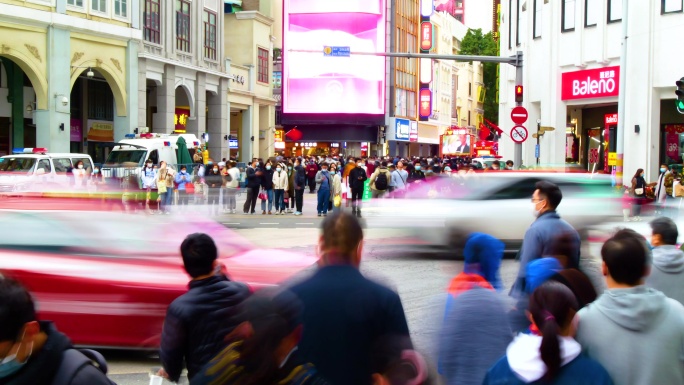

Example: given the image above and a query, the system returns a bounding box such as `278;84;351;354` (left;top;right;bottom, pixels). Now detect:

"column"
154;64;175;134
35;26;70;153
138;58;148;130
258;104;272;158
1;59;24;148
207;78;228;161
113;39;139;142
187;72;206;136
239;107;253;163
252;103;261;159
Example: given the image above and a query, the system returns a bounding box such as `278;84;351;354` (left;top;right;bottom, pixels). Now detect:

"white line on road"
223;223;241;225
260;223;279;225
296;223;314;225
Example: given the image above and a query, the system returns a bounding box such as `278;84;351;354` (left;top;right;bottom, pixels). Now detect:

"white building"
499;0;684;179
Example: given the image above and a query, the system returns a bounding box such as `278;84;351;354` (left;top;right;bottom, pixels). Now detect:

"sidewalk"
216;188;345;219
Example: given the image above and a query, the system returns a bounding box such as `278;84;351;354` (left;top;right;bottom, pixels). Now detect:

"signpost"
511;106;528;124
323;46;351;57
510;125;528;143
535;144;540;159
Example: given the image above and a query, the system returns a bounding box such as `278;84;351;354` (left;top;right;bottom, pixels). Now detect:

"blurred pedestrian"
307;160;318;193
223;161;240;214
372;336;433;385
391;162;409;198
511;181;580;296
206;163;222;215
273;162;288;215
369;161;391;199
646;217;684;305
483;282;613;385
141;159;157;214
289;212;411;385
407;163;425;186
349;158;368;217
576;229;684;385
439;232;511;385
287;161;296;213
315;163;331;217
175;165;191;207
243;160;261;215
294;158;306;215
0;277;114;385
158;233;250;383
505;160;514;170
329;163;342;213
630;168;646;220
190;289;330;385
261;161;275;215
651;163;672;217
157;161;174;214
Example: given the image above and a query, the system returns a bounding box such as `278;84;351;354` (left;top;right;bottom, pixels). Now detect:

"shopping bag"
157;182;167;194
334;194;342;207
258;191;267;201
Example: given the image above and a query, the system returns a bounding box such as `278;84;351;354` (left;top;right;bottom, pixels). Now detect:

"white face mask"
532;200;544;218
276;168;282;172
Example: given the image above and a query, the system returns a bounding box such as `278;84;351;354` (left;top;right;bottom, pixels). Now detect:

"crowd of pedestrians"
4;178;684;385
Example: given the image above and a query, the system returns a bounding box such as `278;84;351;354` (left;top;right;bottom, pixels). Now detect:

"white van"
0;148;94;193
101;133;202;179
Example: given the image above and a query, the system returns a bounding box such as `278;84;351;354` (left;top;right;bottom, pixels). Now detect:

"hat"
525;257;563;294
463;233;504;289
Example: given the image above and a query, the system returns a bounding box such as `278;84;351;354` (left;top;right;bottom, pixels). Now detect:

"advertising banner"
283;0;386;115
70;119;82;142
666;132;680;160
441;127;471;155
395;118;410;141
561;66;620;100
362;179;372;201
175;108;190;132
86;120;114;142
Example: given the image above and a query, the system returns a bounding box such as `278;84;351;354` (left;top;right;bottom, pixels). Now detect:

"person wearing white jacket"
223;161;241;213
272;163;289;215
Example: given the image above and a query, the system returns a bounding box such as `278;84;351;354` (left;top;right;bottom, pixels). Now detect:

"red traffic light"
515;85;523;103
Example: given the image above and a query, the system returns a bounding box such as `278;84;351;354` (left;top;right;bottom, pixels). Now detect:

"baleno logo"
572;77;616;97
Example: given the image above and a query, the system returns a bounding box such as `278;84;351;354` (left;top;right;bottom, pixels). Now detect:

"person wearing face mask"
511;181;580;298
651;164;672;217
407;163;425;186
273;163;289;215
287;162;296;213
329;164;342;212
243;160;262;215
630;168;646;220
0;277;115;385
294;158;307;215
348;158;368;217
175;166;191;207
315;163;331;217
141;159;158;214
206;164;223;216
261;161;275;215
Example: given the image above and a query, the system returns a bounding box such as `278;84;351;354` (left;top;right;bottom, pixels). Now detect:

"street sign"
608;152;617;166
535;144;540;159
510;125;528;143
511;106;528;124
323;46;350;57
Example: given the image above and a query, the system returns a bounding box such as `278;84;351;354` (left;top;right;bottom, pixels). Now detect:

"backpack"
375;171;389;190
51;348;115;385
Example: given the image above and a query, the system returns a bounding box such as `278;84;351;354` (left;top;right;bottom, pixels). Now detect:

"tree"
457;29;499;125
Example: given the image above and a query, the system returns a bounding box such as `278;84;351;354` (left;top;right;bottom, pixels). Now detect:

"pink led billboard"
283;0;386;115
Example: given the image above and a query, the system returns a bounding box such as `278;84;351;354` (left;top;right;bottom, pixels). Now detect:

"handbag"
157;181;167;193
185;182;195;194
333;194;342;207
634;188;644;195
284;191;290;199
258;190;267;201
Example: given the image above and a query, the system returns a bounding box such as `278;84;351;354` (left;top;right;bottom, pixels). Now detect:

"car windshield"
105;150;147;166
0;157;36;174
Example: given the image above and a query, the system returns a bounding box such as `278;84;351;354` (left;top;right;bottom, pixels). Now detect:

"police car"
0;148;94;193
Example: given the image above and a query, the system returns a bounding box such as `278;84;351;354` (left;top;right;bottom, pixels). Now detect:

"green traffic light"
678;100;684;114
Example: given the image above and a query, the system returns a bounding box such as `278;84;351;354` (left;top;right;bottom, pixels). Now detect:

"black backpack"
375;172;389;190
51;349;115;385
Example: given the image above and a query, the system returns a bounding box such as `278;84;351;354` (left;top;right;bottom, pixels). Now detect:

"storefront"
386;117;417;157
283;142;343;158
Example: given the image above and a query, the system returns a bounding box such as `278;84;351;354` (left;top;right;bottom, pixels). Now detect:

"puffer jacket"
273;169;289;190
160;274;251;382
141;166;157;189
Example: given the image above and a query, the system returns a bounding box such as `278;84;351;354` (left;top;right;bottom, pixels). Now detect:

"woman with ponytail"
483;282;613;385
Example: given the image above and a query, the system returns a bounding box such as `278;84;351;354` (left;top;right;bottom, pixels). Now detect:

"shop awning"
224;0;242;5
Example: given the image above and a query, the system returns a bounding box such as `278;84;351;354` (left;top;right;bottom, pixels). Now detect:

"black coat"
245;167;262;189
261;168;275;190
348;167;368;190
289;265;411;385
205;170;223;189
294;165;307;189
160;274;250;382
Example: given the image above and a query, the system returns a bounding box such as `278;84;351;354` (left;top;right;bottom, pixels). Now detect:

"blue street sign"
535;144;540;159
324;46;351;57
229;139;238;149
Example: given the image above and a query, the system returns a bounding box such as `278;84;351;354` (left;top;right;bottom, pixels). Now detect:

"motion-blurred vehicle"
0;148;93;193
0;210;317;349
365;172;621;252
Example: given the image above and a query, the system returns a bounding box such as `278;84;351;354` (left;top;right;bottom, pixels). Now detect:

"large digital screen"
283;0;386;115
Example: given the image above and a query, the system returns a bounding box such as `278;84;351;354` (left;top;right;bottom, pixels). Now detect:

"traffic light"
515;85;523;103
676;77;684;114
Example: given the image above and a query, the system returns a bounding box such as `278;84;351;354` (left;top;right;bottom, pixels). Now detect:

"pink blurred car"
0;209;317;349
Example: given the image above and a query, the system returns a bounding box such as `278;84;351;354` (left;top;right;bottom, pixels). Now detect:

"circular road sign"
511;106;529;124
510;125;529;143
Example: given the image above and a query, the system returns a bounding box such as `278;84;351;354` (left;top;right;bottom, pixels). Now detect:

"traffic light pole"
616;0;628;186
514;51;523;170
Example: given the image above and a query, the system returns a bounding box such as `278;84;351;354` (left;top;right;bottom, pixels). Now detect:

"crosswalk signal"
676;77;684;114
515;85;523;103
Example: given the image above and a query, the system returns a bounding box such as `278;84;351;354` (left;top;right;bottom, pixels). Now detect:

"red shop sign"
419;88;432;119
561;66;620;100
665;124;684;134
605;113;618;126
420;22;433;51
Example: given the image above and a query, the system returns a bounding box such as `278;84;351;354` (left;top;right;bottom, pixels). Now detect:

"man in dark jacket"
289;212;411;385
348;158;368;217
294;158;307;215
159;233;250;382
243;160;262;214
0;277;113;385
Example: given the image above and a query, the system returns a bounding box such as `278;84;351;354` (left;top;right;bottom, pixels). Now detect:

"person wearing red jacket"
306;160;319;194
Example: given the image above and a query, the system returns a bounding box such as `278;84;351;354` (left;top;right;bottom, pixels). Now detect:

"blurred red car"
0;209;317;349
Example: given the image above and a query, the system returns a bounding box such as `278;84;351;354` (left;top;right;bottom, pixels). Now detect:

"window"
257;47;269;83
203;10;217;60
663;0;684;13
533;0;542;38
468;82;472;96
67;0;83;7
562;0;576;31
88;81;114;121
508;0;512;49
91;0;106;13
144;0;161;44
37;159;51;173
176;0;191;53
114;0;128;17
608;0;622;22
515;0;520;45
53;159;73;173
585;0;599;26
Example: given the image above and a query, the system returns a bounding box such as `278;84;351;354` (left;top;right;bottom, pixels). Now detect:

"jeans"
208;188;220;214
317;188;330;214
165;187;174;208
308;176;316;193
274;189;285;212
158;192;168;212
260;189;274;212
295;189;304;212
224;188;237;210
351;188;363;211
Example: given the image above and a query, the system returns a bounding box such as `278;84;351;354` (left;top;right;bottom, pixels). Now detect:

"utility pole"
616;0;628;186
514;51;523;169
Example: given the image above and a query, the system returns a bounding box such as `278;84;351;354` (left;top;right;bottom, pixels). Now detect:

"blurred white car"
364;172;621;251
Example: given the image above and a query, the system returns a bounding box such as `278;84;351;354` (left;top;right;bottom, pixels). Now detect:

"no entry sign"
511;107;528;125
511;125;528;143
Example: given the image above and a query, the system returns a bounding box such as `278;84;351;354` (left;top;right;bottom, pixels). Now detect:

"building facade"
499;0;684;178
0;0;140;159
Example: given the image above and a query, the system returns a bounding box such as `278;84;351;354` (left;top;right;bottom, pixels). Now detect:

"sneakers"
294;211;302;216
323;212;327;217
268;211;272;215
262;211;266;215
317;213;322;217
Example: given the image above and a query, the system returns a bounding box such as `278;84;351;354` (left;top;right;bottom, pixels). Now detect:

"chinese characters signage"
86;120;114;142
561;66;620;100
419;88;432;119
420;22;433;51
175;108;190;132
70;119;82;142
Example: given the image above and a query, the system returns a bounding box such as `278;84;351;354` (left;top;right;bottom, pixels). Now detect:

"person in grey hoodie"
645;217;684;305
576;228;684;385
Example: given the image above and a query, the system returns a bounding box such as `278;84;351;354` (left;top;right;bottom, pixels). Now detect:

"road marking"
296;223;314;225
223;222;241;225
260;222;279;225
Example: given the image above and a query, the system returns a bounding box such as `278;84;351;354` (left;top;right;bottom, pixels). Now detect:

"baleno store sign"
561;66;620;100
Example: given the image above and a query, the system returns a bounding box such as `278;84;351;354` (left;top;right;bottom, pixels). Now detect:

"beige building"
450;17;484;132
424;11;455;136
225;0;277;162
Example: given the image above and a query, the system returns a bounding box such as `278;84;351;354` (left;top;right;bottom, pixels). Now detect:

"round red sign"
510;125;528;143
511;106;528;125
